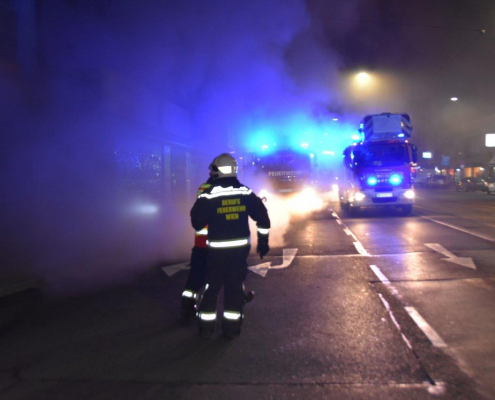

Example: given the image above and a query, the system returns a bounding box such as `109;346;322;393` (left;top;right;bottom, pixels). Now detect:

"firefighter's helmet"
209;153;238;179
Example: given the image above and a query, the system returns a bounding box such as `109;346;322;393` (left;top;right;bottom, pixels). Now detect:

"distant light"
310;153;315;158
486;134;495;147
230;151;235;153
355;72;371;85
301;142;309;148
135;204;159;215
422;152;432;159
261;145;269;150
456;168;460;172
398;133;405;138
324;132;328;136
450;97;458;101
333;118;338;121
351;134;361;141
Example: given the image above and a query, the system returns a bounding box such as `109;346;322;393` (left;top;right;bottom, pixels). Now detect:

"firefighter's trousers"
184;246;208;294
198;246;250;334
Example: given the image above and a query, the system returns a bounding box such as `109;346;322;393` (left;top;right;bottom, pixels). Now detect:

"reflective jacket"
193;178;213;248
190;177;270;249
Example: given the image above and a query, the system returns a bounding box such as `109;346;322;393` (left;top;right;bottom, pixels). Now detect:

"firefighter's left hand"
257;243;270;259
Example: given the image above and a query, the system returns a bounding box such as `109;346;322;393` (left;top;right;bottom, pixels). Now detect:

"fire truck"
252;148;314;195
339;113;418;215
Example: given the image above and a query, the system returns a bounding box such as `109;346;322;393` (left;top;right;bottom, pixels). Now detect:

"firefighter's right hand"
257;243;270;259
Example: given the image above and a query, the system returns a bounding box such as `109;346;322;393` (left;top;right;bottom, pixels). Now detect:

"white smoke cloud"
2;0;350;294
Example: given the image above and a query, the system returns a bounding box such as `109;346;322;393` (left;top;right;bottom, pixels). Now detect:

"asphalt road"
1;187;494;399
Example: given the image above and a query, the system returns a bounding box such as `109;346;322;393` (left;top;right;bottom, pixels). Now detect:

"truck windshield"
259;152;311;171
354;143;409;167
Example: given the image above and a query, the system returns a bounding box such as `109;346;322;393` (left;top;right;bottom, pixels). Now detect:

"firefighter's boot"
222;311;243;339
222;319;242;339
180;296;196;319
198;320;215;339
244;290;255;304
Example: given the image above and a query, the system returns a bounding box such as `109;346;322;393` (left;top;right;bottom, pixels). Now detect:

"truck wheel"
340;202;350;213
401;205;412;216
349;206;359;216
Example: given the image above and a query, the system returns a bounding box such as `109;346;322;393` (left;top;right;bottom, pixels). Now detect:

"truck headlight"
404;189;415;199
354;192;366;202
302;187;316;197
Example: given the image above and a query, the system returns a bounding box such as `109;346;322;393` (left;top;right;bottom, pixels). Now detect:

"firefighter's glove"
257;232;270;259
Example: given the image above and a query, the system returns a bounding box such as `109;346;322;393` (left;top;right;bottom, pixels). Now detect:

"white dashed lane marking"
330;208;371;257
405;307;447;348
369;264;447;348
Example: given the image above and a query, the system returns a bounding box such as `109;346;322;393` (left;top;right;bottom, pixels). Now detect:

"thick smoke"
7;0;491;293
2;0;349;294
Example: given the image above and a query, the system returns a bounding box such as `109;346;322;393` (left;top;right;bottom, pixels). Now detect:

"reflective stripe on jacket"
190;177;270;245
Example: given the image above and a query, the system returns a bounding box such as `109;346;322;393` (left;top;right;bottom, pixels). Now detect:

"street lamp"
355;72;372;86
450;97;458;101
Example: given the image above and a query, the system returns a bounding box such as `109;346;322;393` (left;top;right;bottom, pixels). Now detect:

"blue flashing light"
367;176;378;186
301;142;309;149
389;174;402;185
310;153;315;158
261;145;269;151
398;133;405;138
351;134;361;141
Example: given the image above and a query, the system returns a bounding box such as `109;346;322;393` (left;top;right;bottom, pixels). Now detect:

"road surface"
0;187;494;399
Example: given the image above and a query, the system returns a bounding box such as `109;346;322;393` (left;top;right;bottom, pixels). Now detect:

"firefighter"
181;176;256;319
180;177;214;318
191;153;270;338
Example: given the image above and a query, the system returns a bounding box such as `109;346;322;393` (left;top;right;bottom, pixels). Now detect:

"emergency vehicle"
339;113;418;215
252;148;314;195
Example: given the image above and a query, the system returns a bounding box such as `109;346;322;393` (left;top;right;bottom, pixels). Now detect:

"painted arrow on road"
248;248;298;277
161;262;190;277
162;248;299;278
425;243;476;269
